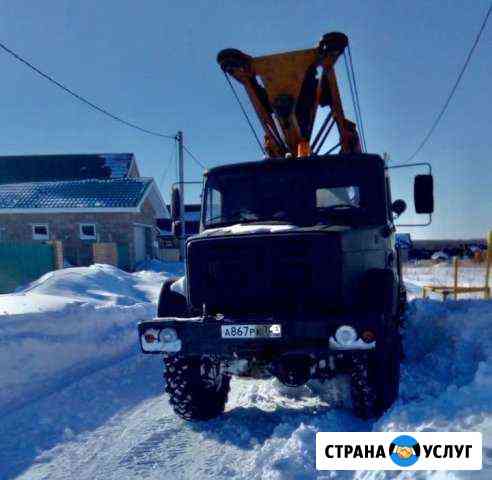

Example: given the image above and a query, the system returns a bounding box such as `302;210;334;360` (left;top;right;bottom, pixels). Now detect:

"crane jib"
217;32;362;159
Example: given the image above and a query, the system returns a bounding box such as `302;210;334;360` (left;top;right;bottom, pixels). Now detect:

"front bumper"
138;314;376;356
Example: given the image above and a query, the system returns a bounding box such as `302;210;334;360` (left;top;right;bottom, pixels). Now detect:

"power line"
0;40;176;140
400;2;492;165
183;144;207;170
159;141;176;193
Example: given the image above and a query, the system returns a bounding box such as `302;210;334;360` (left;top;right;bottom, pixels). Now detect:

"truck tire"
164;355;230;421
350;329;401;419
157;278;188;317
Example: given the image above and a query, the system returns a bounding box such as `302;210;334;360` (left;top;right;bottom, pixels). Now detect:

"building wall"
128;158;140;178
0;197;157;269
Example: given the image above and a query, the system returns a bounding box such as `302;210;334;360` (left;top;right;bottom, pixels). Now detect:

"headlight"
334;325;357;346
160;328;178;343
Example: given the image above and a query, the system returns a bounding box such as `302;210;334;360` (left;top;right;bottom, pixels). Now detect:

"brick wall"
0;198;157;269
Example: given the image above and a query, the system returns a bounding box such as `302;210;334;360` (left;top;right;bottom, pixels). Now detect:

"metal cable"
183;144;207;170
343;52;365;152
159;140;176;189
399;1;492;165
314;119;336;155
311;111;333;152
223;72;266;155
325;142;341;154
0;40;176;140
343;44;367;151
347;44;367;152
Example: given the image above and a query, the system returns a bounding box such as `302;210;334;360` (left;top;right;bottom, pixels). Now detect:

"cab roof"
205;153;385;176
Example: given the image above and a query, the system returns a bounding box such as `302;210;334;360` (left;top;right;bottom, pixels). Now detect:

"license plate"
221;324;282;339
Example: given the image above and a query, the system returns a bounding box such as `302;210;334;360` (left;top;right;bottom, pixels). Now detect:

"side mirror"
171;186;181;222
391;199;407;217
414;174;434;214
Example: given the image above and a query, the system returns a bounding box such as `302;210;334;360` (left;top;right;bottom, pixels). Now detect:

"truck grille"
187;232;342;315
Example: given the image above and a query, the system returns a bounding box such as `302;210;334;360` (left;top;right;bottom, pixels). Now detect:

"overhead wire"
183;144;207;170
159;141;176;193
0;40;177;140
398;1;492;165
0;39;213;182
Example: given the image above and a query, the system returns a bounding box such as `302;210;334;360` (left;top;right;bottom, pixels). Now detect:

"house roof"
0;178;153;211
0;153;136;184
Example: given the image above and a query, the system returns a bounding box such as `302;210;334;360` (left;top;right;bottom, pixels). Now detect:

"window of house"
79;223;97;240
32;224;49;240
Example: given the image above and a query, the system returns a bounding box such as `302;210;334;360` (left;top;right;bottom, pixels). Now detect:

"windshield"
203;160;387;229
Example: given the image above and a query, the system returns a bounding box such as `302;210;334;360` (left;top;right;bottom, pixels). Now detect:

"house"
0;153;168;269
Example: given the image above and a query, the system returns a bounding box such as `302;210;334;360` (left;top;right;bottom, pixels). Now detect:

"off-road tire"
350;330;402;419
164;355;230;421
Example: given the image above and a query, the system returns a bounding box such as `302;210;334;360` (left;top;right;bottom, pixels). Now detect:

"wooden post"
453;256;459;300
49;240;64;270
485;231;491;300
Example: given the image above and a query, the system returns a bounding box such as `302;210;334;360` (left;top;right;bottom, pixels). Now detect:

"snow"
0;263;491;479
404;263;488;299
0;264;166;414
431;251;450;261
205;223;296;235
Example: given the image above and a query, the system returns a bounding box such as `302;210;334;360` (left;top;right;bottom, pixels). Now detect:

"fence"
93;243;118;266
158;248;180;262
0;242;57;293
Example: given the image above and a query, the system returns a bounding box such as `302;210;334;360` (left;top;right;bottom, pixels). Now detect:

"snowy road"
1;264;491;479
0;352;364;479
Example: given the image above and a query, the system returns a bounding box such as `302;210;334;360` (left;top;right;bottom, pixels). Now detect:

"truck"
138;32;434;421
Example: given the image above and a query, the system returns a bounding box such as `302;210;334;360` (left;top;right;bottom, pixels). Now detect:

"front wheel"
164;355;230;421
350;330;401;419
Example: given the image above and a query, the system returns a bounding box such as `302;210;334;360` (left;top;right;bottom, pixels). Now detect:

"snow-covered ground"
0;262;491;479
404;262;489;300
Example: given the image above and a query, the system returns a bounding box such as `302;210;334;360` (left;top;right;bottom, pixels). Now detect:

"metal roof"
0;153;135;184
0;178;152;210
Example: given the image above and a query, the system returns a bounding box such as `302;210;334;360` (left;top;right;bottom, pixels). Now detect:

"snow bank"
0;264;167;414
1;264;491;479
239;297;492;479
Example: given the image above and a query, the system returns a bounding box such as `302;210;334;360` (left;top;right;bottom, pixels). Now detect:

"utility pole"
176;131;186;260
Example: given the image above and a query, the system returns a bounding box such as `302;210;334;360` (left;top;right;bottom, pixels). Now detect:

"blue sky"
0;0;490;239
